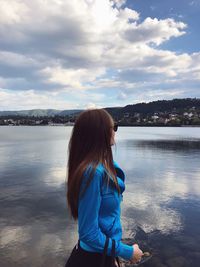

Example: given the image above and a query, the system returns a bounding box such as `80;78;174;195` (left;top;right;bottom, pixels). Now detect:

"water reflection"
134;139;200;152
44;167;67;188
114;130;200;266
121;171;185;236
117;136;200;237
0;225;31;247
0;126;200;267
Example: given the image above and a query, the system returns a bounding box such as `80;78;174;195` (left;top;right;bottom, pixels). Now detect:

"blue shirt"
78;161;134;260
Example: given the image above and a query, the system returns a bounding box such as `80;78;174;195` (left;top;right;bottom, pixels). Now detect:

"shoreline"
0;124;200;127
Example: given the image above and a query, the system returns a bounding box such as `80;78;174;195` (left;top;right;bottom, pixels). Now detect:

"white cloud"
111;0;126;8
0;89;77;110
0;0;29;24
0;51;38;67
118;7;139;21
124;17;186;45
0;0;199;109
85;102;103;109
40;66;106;89
0;87;107;110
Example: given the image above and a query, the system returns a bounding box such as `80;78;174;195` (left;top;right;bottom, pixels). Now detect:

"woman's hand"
130;244;143;264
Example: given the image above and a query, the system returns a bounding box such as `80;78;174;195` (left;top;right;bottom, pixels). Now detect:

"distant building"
158;118;166;124
151;115;159;121
35;120;42;125
188;112;193;118
183;112;193;118
134;113;140;118
124;112;130;118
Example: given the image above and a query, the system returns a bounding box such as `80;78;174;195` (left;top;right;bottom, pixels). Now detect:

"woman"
66;109;143;267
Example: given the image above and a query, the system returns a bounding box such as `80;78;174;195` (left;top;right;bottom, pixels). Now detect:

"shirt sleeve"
78;168;134;260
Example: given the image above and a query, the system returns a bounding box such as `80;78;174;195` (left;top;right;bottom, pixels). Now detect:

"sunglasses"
113;123;118;132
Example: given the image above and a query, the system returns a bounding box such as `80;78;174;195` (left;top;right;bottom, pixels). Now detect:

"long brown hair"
67;108;120;219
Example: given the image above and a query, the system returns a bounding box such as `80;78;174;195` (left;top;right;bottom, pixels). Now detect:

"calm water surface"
0;126;200;267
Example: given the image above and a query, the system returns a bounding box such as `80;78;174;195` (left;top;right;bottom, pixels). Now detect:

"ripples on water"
0;126;200;267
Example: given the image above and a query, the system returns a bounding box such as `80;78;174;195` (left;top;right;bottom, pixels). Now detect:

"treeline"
106;98;200;117
1;98;200;126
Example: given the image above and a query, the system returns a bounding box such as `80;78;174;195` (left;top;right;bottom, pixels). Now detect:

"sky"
0;0;200;111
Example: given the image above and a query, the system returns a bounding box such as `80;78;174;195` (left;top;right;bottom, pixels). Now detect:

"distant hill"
58;110;82;116
123;98;200;114
105;98;200;117
0;98;199;117
0;109;82;117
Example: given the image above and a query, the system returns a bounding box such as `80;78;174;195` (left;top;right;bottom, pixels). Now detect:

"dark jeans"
65;242;120;267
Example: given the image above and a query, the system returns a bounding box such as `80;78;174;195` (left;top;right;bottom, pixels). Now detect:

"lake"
0;126;200;267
